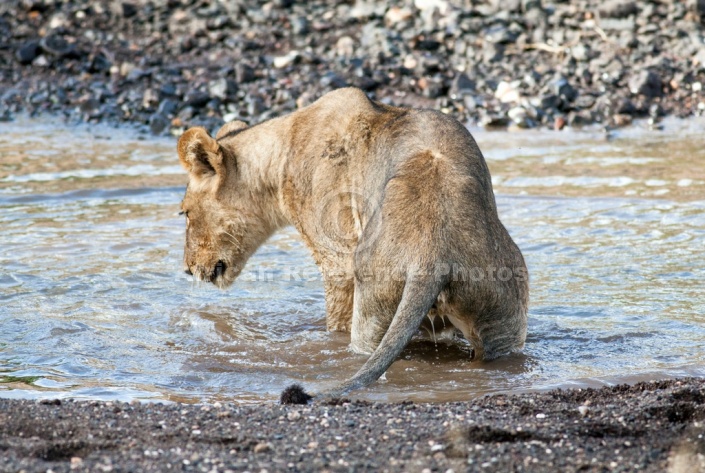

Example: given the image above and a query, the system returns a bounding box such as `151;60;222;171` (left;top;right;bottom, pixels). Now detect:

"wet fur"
177;88;529;402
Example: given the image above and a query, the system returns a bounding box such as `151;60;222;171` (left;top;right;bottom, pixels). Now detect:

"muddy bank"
1;0;705;134
1;378;704;472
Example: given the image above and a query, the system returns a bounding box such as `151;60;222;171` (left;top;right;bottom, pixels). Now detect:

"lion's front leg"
323;276;354;332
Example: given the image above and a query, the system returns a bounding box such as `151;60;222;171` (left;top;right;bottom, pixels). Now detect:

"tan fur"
177;88;529;399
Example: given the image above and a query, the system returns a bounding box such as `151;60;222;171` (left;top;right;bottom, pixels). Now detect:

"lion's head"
177;122;276;289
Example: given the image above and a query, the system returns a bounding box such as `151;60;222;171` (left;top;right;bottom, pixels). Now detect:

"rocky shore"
0;379;703;472
1;0;705;134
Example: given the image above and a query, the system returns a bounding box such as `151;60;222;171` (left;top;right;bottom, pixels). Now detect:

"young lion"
177;87;528;404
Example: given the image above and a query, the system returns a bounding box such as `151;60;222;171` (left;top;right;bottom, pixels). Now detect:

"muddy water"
1;117;704;403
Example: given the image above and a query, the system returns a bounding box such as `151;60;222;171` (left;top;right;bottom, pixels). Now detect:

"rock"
349;1;384;20
320;72;348;89
335;36;355;57
273;50;300;69
16;40;39;65
87;52;112;73
479;111;510;128
691;0;705;21
142;88;159;109
449;73;476;98
483;24;517;44
553;77;578;103
628;70;662;97
291;16;309;35
184;90;211;109
126;68;149;82
495;80;521;103
414;0;450;13
149;113;169;134
599;1;638;18
599;17;636;31
79;97;101;119
246;95;265;116
508;106;533;128
420;54;441;73
253;442;273;453
120;2;138;18
418;77;443;98
385;6;413;27
482;43;504;63
612;113;633;127
157;99;178;116
463;95;478;112
235;64;255;84
570;44;590;62
208;78;237;100
39;34;81;58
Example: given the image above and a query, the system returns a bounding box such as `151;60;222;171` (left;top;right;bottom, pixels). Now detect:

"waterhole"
1;116;703;403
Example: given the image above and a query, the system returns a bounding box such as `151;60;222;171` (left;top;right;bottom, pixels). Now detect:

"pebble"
495;81;521;103
273;50;300;69
0;0;702;133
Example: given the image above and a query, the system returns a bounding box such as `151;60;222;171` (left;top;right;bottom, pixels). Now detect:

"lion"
176;87;529;404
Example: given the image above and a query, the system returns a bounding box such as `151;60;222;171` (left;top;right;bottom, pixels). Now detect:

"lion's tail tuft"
280;384;313;405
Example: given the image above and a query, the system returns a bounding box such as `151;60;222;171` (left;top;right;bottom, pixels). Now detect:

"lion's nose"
184;267;193;276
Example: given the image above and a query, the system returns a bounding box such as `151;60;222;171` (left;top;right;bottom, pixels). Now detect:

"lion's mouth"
210;260;226;283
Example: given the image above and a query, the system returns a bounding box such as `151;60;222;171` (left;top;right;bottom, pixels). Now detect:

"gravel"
1;0;704;134
1;378;704;472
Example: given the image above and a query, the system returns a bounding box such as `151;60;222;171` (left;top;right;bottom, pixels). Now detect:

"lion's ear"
215;120;248;140
177;127;224;180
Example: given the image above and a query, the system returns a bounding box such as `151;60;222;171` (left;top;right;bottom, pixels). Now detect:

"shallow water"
1;116;704;403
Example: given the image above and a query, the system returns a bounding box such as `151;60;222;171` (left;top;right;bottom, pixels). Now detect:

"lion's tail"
281;275;446;404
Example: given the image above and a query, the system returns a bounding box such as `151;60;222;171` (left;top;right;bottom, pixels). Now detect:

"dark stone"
235;63;255;83
538;94;560;110
450;73;476;98
39;35;81;59
87;52;112;73
0;107;12;122
415;38;442;51
184;90;210;109
121;2;138;18
16;40;39;65
352;75;378;91
693;0;705;21
149;113;169;135
628;70;662;98
157;98;178;116
599;0;638;18
159;83;178;98
554;77;578;102
79;98;102;118
615;97;637;115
